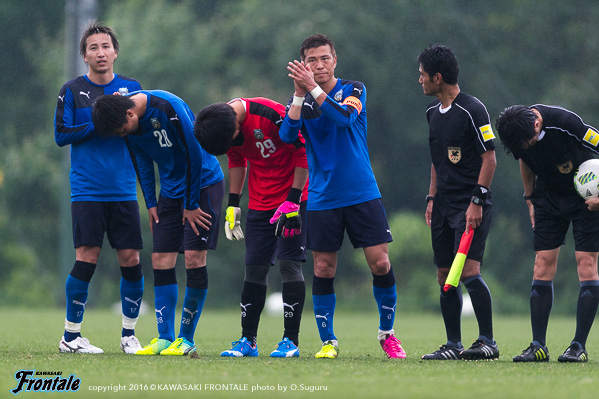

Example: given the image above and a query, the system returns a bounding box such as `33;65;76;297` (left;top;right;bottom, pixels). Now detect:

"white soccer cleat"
59;336;104;354
120;335;142;354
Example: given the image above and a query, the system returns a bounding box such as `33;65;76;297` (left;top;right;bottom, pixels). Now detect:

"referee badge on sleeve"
448;147;461;164
479;124;496;142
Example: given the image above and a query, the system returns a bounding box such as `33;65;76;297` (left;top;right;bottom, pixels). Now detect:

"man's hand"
148;207;159;234
224;206;244;241
465;202;483;230
586;197;599;212
183;207;212;235
287;60;317;93
270;201;301;238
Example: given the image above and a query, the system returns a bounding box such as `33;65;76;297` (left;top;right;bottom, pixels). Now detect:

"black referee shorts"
531;187;599;252
430;192;493;268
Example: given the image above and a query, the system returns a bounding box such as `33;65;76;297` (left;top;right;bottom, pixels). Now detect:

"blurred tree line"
2;0;599;315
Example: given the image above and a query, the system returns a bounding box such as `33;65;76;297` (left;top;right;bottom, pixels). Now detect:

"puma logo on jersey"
79;91;91;99
304;102;315;110
58;95;65;102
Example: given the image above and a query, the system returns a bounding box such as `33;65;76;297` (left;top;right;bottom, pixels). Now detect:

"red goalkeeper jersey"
227;98;308;211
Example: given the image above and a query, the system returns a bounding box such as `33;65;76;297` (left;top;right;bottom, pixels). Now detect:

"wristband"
523;193;532;200
426;195;434;203
286;187;303;204
471;184;489;201
310;85;325;99
292;95;305;107
228;193;241;207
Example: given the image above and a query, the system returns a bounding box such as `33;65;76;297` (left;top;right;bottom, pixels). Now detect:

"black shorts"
307;198;392;252
71;200;143;250
152;180;224;253
531;187;599;252
430;192;492;268
244;201;308;265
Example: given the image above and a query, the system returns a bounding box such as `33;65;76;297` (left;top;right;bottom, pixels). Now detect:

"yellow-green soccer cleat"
315;340;339;359
135;338;171;355
160;337;196;356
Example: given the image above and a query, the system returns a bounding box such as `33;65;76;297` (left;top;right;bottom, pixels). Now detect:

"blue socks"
312;276;336;341
120;264;144;337
64;261;96;342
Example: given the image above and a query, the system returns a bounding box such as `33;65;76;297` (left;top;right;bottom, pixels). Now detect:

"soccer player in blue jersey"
92;90;225;356
418;44;498;361
280;34;406;359
496;104;599;363
54;22;144;354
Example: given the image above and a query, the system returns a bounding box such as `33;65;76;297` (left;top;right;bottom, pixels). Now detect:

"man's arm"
54;86;94;147
465;149;496;230
520;159;536;228
228;166;247;197
425;164;437;227
291;167;309;194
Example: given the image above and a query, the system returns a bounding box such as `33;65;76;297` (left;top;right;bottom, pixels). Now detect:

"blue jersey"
54;74;141;201
279;79;380;210
125;90;223;210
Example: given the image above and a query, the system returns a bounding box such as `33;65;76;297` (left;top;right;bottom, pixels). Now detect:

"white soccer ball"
574;159;599;199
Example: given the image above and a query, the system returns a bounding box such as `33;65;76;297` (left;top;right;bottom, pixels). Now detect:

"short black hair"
300;34;336;61
91;94;135;137
495;105;537;155
194;103;237;155
417;44;459;85
80;21;119;56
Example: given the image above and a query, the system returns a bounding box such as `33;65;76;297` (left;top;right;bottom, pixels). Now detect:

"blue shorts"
531;186;599;252
244;201;308;265
307;198;392;252
430;192;492;268
71;201;143;250
152;180;224;253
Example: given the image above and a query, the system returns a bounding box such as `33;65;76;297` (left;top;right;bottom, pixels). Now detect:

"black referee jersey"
514;105;599;195
426;92;496;195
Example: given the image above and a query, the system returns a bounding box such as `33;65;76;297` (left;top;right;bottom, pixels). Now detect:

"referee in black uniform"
418;44;499;361
496;104;599;363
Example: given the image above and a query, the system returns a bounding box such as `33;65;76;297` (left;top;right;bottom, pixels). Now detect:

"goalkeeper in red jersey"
195;97;309;358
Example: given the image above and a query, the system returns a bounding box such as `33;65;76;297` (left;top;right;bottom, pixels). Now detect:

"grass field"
1;307;598;398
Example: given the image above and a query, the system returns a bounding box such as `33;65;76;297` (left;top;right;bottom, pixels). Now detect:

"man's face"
115;110;138;137
83;33;117;74
520;111;542;150
419;65;440;96
303;45;337;86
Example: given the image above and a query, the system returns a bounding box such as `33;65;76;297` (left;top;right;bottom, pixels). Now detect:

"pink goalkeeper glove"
269;201;301;238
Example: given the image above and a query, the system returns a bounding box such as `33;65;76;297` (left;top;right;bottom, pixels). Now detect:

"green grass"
1;307;598;398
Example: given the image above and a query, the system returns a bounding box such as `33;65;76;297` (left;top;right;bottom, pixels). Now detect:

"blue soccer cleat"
221;337;259;357
270;338;299;358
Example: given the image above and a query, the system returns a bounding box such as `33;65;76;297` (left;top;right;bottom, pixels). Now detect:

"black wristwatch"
471;196;484;206
426;195;434;203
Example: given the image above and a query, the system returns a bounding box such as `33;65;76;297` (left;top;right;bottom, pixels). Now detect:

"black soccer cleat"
460;339;499;360
557;342;588;363
421;344;463;360
513;342;549;362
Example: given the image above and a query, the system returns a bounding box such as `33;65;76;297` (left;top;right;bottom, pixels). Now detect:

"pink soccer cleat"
380;334;406;359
